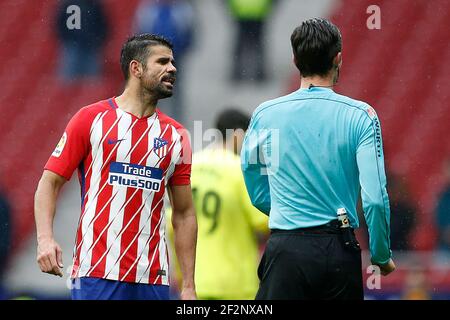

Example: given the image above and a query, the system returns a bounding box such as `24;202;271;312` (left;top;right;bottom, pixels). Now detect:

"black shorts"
255;221;363;300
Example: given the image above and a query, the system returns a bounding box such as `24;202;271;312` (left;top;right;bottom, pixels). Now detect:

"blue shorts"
71;277;170;300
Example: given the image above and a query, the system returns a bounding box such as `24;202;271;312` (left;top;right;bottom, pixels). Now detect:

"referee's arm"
356;112;392;267
241;117;271;215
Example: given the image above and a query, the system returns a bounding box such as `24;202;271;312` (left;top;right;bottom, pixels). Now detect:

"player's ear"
334;52;342;69
130;60;143;79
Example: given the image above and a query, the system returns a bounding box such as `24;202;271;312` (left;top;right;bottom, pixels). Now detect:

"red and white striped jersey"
45;98;192;285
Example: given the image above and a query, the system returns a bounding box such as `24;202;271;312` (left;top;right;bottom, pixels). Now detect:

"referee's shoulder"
331;91;371;111
252;91;298;120
331;91;377;118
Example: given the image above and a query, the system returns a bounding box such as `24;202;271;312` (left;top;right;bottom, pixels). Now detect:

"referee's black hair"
291;18;342;77
216;109;251;140
120;34;173;81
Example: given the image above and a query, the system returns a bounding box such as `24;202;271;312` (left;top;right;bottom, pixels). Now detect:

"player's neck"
300;74;334;90
115;86;157;118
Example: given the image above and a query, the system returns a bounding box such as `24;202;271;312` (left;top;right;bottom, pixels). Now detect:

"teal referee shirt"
241;87;391;264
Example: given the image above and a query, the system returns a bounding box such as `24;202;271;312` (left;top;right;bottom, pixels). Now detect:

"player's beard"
154;82;174;100
141;75;174;100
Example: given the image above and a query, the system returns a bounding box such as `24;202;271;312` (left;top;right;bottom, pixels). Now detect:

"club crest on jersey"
153;138;168;158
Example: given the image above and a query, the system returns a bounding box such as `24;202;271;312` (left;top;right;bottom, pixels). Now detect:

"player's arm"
168;184;197;300
34;170;66;277
241;115;271;215
35;107;91;277
356;109;395;275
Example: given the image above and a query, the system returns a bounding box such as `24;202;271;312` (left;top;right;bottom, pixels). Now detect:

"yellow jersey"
171;148;268;299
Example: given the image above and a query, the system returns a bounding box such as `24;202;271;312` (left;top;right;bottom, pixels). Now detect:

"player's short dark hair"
291;18;342;77
120;34;173;81
215;109;251;139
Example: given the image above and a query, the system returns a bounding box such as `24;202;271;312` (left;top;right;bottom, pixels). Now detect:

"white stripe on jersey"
134;116;162;282
136;197;165;283
166;126;182;181
85;113;121;178
77;112;104;275
89;111;106;136
157;206;168;285
101;111;134;280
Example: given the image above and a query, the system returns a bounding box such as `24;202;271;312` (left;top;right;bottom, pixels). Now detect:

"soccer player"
241;18;395;300
169;109;268;299
34;34;197;300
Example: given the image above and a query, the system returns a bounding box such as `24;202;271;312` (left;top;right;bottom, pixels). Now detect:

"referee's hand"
377;258;396;276
37;236;64;277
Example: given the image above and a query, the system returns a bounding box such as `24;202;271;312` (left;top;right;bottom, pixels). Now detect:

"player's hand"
179;287;197;300
375;258;396;276
37;236;64;277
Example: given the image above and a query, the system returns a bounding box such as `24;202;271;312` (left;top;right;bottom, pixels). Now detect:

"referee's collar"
299;86;334;93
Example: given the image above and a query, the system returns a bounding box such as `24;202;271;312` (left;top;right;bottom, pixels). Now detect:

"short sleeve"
168;126;192;186
44;109;91;180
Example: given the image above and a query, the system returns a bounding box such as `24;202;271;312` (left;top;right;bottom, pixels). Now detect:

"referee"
241;18;395;300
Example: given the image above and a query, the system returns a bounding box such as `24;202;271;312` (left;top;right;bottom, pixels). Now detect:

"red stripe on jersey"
140;194;165;284
80;152;93;214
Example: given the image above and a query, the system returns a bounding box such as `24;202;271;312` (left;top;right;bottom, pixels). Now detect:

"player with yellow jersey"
169;109;268;299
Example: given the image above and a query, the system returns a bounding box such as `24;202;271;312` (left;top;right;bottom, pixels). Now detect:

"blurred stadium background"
0;0;449;300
